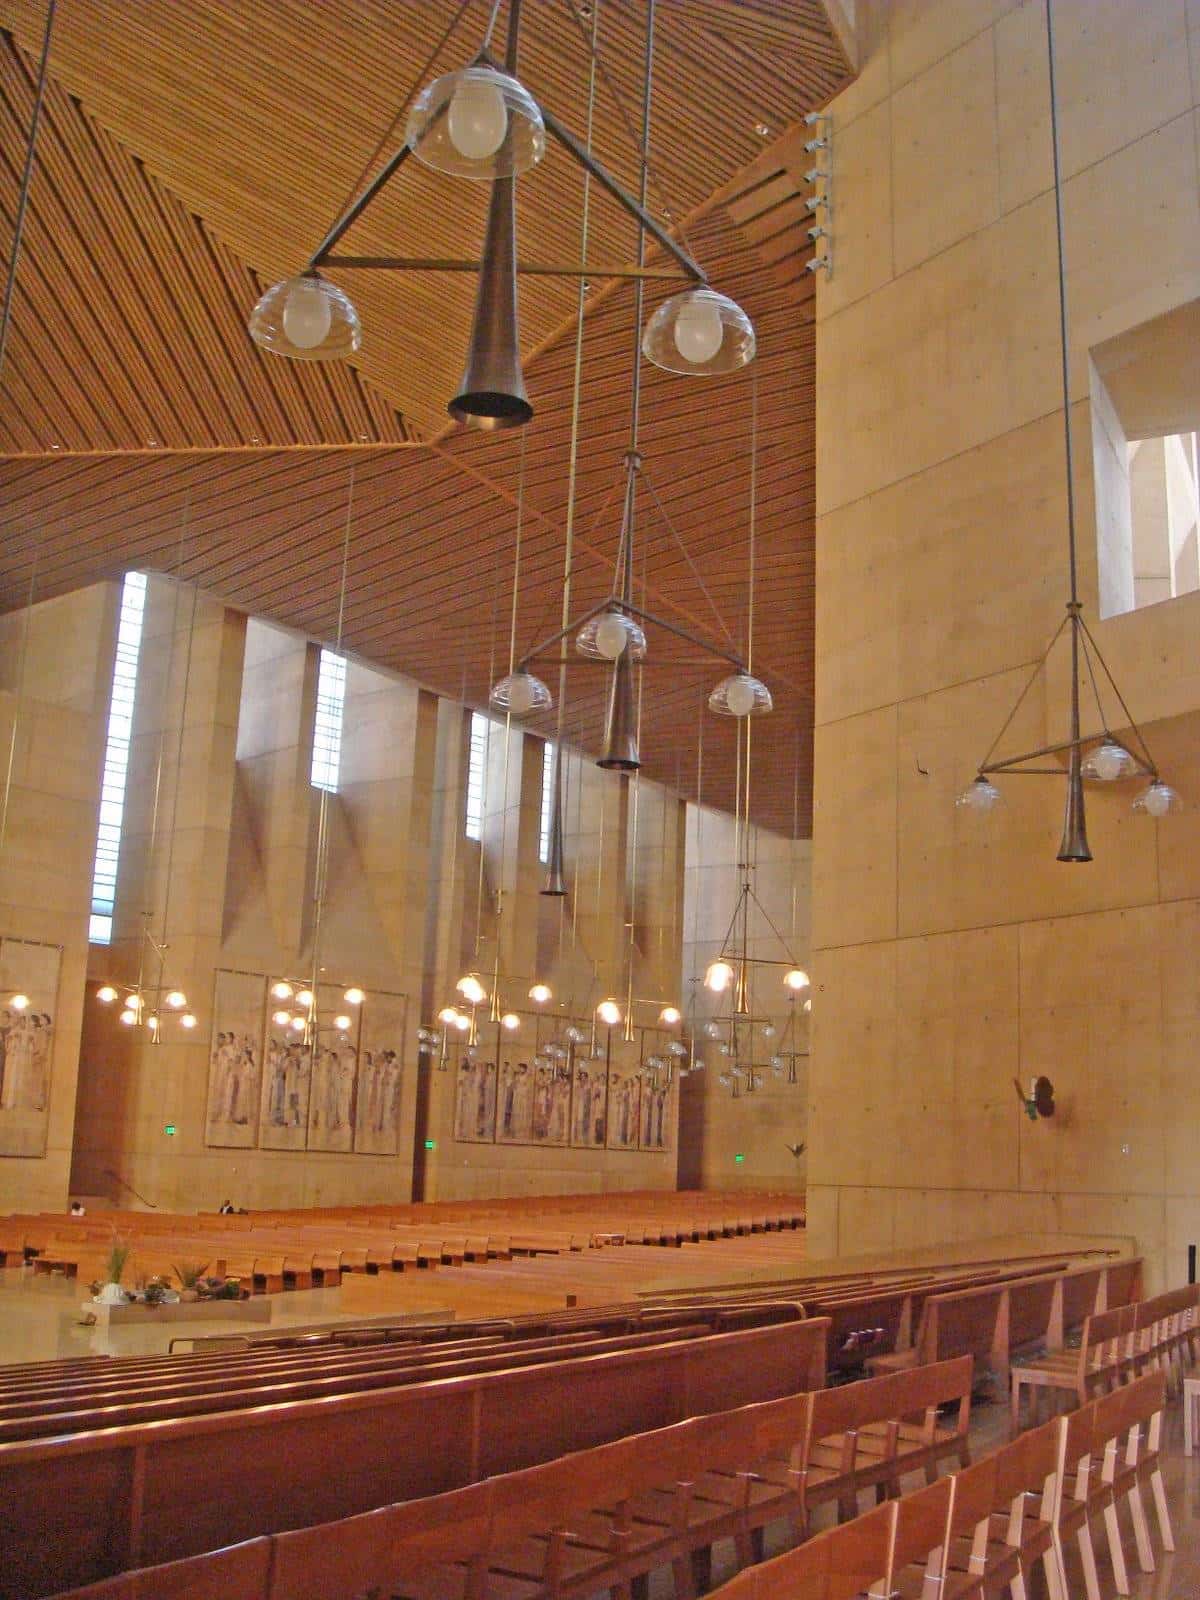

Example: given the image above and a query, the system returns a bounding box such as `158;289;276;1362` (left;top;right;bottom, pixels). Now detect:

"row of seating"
45;1366;1172;1600
44;1352;971;1600
708;1370;1173;1600
0;1316;831;1597
1012;1281;1200;1427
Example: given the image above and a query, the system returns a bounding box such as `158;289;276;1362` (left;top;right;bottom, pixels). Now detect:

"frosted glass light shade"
501;1012;520;1031
708;671;772;717
705;959;733;993
576;610;646;662
406;65;545;179
96;985;118;1004
457;974;487;1006
1133;779;1182;817
659;1005;681;1025
249;275;360;362
956;775;1002;812
783;968;809;992
1081;737;1137;782
642;288;756;375
490;670;552;716
344;987;365;1005
596;998;621;1026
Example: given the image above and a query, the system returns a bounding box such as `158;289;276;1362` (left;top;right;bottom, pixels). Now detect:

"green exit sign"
424;1139;436;1151
164;1124;177;1137
734;1153;745;1164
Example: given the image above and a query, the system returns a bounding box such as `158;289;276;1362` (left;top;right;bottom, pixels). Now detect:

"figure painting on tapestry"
570;1058;607;1148
260;1024;311;1152
354;990;406;1155
205;971;265;1149
495;1058;569;1146
639;1071;672;1151
454;1056;497;1143
606;1067;641;1150
0;938;60;1159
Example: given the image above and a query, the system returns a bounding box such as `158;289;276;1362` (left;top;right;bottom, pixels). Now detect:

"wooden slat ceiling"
0;1;852;837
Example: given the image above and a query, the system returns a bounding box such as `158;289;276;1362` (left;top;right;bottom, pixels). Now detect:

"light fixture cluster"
801;112;833;277
96;982;197;1036
421;975;685;1063
268;978;364;1042
247;3;755;429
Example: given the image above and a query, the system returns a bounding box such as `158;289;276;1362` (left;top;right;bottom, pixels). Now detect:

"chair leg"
1077;1524;1102;1600
1149;1465;1175;1552
1102;1501;1130;1595
1127;1482;1155;1573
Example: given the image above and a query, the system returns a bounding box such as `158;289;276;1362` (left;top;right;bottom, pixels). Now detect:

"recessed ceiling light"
49;443;60;450
146;439;159;447
754;122;771;138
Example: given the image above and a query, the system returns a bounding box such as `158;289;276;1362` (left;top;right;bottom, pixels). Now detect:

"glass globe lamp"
705;959;734;993
164;990;187;1010
956;775;1002;812
1081;737;1137;782
457;974;487;1006
564;1025;587;1044
249;274;360;362
642;287;756;375
406;65;545;179
438;1006;460;1026
596;998;621;1027
453;1012;471;1032
708;671;772;718
271;981;293;1000
273;1009;292;1027
576;609;646;662
296;989;315;1008
96;985;118;1004
659;1005;681;1025
701;1021;722;1039
289;1015;306;1033
490;670;552;716
119;1008;137;1026
529;983;552;1004
783;968;809;992
501;1012;520;1031
180;1012;198;1030
334;1014;352;1031
668;1040;688;1057
344;987;364;1005
1133;779;1182;817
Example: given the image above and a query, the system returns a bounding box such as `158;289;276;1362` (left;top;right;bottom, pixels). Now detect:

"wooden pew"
0;1317;830;1597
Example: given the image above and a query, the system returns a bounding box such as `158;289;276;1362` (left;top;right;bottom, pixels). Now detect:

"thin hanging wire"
552;0;601;951
0;0;56;383
1044;0;1080;607
493;432;529;1008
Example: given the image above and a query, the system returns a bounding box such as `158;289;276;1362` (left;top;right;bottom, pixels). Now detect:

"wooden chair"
938;1421;1061;1600
1010;1304;1134;1431
1050;1389;1124;1600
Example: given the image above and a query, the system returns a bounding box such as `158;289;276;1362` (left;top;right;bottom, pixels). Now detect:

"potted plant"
94;1240;130;1305
144;1279;168;1308
173;1261;209;1303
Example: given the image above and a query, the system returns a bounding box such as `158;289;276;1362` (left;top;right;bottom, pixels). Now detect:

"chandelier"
93;912;196;1039
956;0;1181;855
248;0;755;429
267;977;367;1050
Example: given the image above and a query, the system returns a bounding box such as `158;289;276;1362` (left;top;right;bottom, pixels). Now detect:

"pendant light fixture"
247;0;752;427
956;0;1181;856
489;4;769;768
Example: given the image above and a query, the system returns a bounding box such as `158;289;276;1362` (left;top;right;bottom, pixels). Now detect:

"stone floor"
1;1269;1197;1597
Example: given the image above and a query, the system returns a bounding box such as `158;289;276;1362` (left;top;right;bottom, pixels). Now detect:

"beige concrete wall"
809;0;1200;1288
680;804;811;1192
0;587;116;1209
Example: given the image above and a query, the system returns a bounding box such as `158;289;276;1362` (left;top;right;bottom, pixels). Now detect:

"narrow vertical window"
539;741;554;864
310;648;347;793
90;572;148;943
465;711;489;841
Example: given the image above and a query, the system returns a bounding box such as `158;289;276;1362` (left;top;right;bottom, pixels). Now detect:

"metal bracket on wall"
802;111;834;280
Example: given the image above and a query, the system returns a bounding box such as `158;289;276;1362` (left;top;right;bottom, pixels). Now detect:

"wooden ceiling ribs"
0;1;852;833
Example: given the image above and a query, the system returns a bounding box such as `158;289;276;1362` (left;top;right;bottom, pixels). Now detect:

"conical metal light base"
541;748;566;896
597;651;640;771
448;177;532;431
1057;752;1092;862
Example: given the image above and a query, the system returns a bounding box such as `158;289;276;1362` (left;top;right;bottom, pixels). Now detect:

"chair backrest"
750;1499;894;1600
806;1355;971;1452
1090;1369;1167;1463
130;1538;275;1600
943;1454;999;1581
266;1481;492;1600
884;1474;952;1584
